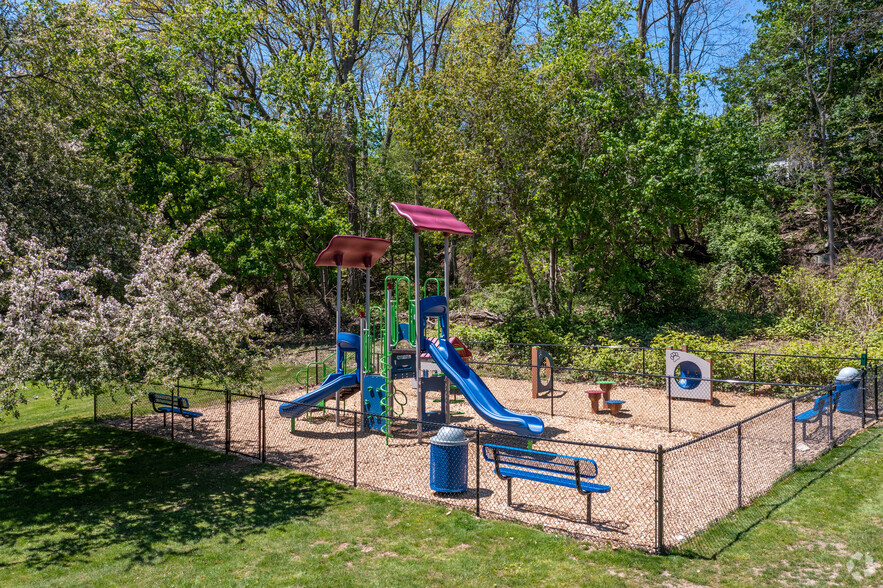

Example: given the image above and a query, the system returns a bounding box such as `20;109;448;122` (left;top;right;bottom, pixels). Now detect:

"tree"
542;1;706;312
724;0;883;270
0;211;268;419
397;14;556;317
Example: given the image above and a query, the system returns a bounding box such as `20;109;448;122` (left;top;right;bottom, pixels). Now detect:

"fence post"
861;369;867;428
828;388;834;446
752;353;757;395
642;348;646;385
93;392;98;423
791;398;797;469
737;423;742;509
225;389;231;454
875;364;879;420
667;376;672;433
550;384;554;417
260;393;266;462
130;403;134;431
353;413;358;487
475;429;481;518
656;445;664;554
171;382;176;441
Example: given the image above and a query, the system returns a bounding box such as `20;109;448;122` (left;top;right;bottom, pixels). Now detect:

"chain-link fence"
94;364;881;553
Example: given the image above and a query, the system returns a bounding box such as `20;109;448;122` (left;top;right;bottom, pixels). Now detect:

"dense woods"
1;0;882;409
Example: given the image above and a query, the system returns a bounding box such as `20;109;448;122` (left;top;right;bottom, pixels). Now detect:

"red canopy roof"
314;235;391;268
390;202;473;235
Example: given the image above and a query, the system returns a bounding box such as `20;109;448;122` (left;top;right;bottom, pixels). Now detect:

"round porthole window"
674;361;702;390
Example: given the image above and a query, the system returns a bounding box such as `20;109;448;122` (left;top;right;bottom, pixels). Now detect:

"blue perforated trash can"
835;367;862;414
429;426;468;493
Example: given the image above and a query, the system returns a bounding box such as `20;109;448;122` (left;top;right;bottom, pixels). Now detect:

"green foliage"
769;257;883;341
722;0;883;210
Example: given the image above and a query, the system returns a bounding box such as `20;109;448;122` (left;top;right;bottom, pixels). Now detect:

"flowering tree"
0;212;269;418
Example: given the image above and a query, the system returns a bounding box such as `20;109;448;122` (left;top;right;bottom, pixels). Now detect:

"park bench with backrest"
482;444;610;524
794;390;839;441
148;392;203;431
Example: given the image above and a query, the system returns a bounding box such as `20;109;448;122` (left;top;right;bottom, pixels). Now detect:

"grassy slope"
0;397;880;587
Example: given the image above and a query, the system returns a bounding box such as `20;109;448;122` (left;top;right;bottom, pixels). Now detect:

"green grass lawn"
1;397;880;587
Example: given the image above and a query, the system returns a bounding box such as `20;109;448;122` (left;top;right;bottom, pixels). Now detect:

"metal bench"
794;391;839;441
483;444;610;524
148;392;203;431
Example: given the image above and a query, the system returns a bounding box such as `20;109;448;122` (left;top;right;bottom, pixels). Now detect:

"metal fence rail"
94;364;881;554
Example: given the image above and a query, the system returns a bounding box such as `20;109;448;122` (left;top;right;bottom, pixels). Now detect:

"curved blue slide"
279;372;360;419
424;338;544;436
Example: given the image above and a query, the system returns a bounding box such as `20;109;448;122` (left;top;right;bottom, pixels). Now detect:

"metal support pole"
360;317;367;432
314;347;319;387
414;231;422;442
335;387;341;427
828;389;834;446
874;362;880;420
791;398;797;468
667;376;672;433
225;389;231;454
444;234;450;302
656;444;664;554
171;382;176;440
753;354;757;395
260;393;266;462
365;264;372;362
550;386;554;417
861;368;867;428
642;348;646;384
353;415;358;487
336;266;342;340
737;423;742;508
130;403;134;430
93;392;98;423
475;429;481;517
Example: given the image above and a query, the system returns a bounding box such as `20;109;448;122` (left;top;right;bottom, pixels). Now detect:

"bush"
769;257;883;341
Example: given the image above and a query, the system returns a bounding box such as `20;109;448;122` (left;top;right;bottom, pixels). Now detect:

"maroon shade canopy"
314;235;391;268
390;202;473;235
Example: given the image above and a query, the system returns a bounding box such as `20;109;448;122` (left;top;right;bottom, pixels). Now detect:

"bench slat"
148;392;199;418
497;467;610;493
156;407;203;418
482;443;598;480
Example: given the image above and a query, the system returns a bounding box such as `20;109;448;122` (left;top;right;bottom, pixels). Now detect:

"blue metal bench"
148;392;203;431
794;391;839;441
483;444;610;524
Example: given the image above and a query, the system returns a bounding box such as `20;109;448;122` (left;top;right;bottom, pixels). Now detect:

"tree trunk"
548;241;559;316
636;0;652;57
567;0;579;17
514;229;542;318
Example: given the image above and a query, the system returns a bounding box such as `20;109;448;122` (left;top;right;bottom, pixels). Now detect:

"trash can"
429;426;468;493
835;366;862;414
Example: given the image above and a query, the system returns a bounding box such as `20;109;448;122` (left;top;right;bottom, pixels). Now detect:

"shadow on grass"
0;421;347;570
672;427;881;560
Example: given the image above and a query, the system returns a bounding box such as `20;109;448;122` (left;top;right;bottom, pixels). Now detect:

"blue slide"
279;372;360;419
424;338;544;436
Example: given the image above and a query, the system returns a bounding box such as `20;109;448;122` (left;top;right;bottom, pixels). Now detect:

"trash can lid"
836;367;860;383
430;426;469;446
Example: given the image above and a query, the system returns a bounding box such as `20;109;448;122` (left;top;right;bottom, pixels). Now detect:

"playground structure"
279;203;545;441
278;235;390;427
665;347;714;404
531;347;554;398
